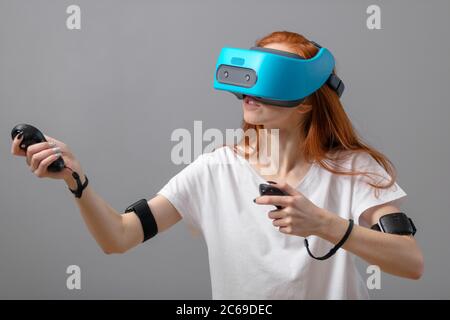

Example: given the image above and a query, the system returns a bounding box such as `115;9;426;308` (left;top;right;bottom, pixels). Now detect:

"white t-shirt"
157;146;407;299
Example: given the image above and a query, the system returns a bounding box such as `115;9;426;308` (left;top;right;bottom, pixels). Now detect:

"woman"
11;31;423;299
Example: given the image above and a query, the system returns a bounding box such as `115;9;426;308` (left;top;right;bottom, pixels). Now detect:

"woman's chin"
243;113;264;125
243;104;265;125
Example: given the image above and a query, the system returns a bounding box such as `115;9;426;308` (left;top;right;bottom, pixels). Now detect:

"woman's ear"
296;103;312;114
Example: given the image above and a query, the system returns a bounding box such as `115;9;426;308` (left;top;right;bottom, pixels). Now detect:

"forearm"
317;211;424;279
64;172;126;253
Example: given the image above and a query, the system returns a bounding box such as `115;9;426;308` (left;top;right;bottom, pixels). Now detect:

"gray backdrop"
1;0;449;299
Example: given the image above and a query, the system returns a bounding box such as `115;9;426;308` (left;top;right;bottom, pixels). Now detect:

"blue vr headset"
213;41;344;107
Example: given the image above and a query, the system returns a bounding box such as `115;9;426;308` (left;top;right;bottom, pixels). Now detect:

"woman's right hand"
11;130;183;253
11;133;84;188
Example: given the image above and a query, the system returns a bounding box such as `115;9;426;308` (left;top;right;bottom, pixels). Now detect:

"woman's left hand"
254;182;331;237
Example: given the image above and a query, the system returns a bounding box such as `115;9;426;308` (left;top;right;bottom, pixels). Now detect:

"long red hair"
235;31;396;190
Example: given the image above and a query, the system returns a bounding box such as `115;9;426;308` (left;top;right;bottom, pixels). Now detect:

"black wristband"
68;172;89;198
305;219;354;261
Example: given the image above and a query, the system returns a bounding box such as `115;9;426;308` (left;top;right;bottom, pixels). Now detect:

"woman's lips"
244;95;262;108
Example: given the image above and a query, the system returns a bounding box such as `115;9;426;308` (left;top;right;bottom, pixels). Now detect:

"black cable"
64;165;88;198
305;219;354;260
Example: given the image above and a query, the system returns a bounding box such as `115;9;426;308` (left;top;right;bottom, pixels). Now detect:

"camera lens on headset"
223;70;229;78
245;74;250;81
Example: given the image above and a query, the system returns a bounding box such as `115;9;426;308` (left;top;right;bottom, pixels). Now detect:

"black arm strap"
371;212;416;236
305;219;354;261
124;199;158;242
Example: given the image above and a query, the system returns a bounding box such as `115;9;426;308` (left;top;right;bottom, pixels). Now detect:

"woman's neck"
253;124;309;181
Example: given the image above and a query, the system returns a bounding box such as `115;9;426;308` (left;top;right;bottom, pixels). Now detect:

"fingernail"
267;180;277;184
48;141;56;147
17;132;23;140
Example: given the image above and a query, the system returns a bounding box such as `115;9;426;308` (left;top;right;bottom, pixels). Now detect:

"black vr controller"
11;124;65;172
259;183;289;210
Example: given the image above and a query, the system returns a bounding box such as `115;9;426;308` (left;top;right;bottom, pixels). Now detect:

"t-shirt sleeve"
350;152;407;225
157;154;208;234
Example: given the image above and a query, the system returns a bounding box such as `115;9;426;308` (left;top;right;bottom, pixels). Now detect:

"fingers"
268;209;285;220
271;216;294;234
26;141;58;166
255;195;296;208
27;136;68;165
264;206;296;235
267;181;300;196
11;134;26;156
256;181;307;236
12;131;71;180
278;226;293;235
29;146;61;171
255;181;304;207
272;217;292;227
33;153;62;178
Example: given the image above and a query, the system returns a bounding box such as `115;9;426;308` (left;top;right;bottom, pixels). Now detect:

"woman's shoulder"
325;149;381;170
322;149;394;188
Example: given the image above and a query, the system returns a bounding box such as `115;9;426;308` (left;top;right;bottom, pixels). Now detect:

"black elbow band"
371;212;417;236
124;199;158;242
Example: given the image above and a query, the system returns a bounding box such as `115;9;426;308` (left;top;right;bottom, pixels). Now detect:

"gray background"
1;0;449;299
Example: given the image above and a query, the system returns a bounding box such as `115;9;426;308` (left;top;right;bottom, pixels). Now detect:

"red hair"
235;31;396;190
